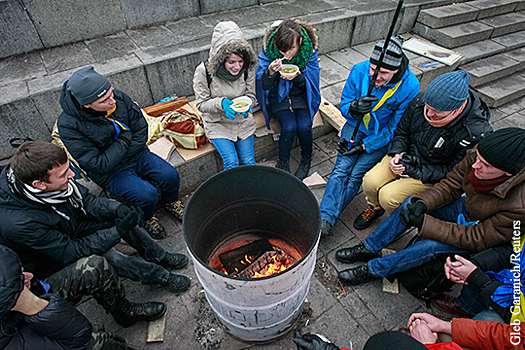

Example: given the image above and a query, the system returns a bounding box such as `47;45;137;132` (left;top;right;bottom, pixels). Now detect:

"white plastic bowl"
280;64;299;78
231;96;252;113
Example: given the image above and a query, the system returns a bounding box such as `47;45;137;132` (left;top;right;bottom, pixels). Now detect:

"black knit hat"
370;35;404;71
67;66;112;105
478;127;525;175
0;245;24;319
364;331;428;350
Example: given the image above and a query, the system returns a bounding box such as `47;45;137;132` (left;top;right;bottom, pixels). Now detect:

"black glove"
116;206;143;237
293;332;340;350
400;163;423;180
119;131;132;144
399;199;427;229
115;204;130;219
99;332;133;350
337;139;364;156
349;95;379;117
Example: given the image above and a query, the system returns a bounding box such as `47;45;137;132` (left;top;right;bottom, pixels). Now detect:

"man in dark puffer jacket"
354;71;492;230
57;66;183;239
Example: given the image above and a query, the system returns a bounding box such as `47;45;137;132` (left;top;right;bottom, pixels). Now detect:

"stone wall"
0;0;281;59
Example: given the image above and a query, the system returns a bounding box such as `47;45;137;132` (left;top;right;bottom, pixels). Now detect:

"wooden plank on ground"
381;248;399;294
147;312;167;343
319;96;345;131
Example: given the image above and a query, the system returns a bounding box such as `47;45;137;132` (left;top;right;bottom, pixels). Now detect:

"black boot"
111;300;166;327
335;243;380;264
338;263;378;286
294;157;312;180
276;160;290;172
159;252;188;270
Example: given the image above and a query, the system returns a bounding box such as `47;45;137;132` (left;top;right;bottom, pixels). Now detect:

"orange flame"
252;255;292;278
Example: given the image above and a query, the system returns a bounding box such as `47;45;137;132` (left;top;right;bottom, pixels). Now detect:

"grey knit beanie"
477;127;525;175
424;70;471;112
67;66;111;105
370;35;404;71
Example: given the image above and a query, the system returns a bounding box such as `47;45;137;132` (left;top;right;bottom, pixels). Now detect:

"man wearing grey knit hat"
319;35;420;236
56;66;185;240
354;70;492;230
337;126;525;286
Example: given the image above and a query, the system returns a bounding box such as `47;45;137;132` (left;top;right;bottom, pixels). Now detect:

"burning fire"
252;254;292;278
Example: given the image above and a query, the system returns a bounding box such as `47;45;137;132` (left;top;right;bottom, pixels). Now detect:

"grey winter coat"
193;21;257;141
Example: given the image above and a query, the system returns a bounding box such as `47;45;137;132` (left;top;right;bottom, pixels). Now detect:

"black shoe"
336;243;380;264
160;252;188;270
111;301;166;327
338;263;378;286
320;219;334;236
165;200;184;221
142;216;166;239
276;160;291;173
294;157;312;180
163;273;190;294
431;295;474;318
353;205;385;230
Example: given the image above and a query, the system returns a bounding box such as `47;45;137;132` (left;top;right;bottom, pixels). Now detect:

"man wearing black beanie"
336;127;525;286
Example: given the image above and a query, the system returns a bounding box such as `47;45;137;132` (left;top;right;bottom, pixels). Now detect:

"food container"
231;96;252;113
280;64;299;78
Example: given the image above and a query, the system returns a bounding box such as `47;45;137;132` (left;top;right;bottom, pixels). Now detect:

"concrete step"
459;53;524;87
417;3;479;29
413;21;493;48
474;71;525;107
492;29;525;50
481;11;525;38
468;0;519;20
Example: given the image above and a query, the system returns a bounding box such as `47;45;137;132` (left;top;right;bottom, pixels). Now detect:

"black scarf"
7;167;85;220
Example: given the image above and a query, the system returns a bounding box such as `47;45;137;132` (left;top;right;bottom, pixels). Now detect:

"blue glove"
221;98;236;120
241;106;253;119
457;214;479;226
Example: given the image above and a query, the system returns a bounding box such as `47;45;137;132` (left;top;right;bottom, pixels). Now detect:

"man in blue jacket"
57;66;183;239
320;36;420;235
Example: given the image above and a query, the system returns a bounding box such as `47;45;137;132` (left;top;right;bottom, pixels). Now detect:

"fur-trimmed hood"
208;21;257;76
262;20;318;52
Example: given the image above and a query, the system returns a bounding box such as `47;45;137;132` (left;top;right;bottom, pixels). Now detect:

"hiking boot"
320;219;334;236
431;295;474;318
336;243;380;264
111;300;166;328
294;157;312;180
165;200;184;221
142;216;166;239
163;273;190;294
353;205;386;230
276;160;291;173
159;252;188;270
338;263;378;286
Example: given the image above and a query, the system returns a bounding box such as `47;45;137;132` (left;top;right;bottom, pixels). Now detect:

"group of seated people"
0;16;524;350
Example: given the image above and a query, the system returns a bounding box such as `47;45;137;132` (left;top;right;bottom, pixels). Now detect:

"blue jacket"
340;59;420;152
256;50;321;128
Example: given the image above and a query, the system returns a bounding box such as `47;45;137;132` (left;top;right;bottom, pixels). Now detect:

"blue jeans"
365;196;471;278
105;150;180;220
210;135;256;170
275;108;312;161
320;123;388;225
75;220;169;285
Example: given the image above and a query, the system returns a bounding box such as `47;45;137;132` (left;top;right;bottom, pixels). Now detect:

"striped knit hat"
370;35;404;71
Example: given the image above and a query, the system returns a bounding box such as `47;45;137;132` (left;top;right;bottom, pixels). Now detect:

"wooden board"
381;248;399;294
403;38;462;66
143;97;188;117
146;312;167;342
319;97;345;131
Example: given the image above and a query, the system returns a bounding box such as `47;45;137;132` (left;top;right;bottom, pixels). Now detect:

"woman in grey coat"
193;21;258;169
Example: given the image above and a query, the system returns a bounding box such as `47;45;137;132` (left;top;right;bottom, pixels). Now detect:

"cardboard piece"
302;172;326;189
148;136;176;162
147;312;167;343
381;248;399;294
403;38;462;66
319;97;345;131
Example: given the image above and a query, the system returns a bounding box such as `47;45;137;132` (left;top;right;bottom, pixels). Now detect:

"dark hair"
11;141;68;184
273;19;302;53
231;49;251;70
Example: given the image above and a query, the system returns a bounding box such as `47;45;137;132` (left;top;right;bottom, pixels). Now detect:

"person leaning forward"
318;35;420;236
0;141;190;295
336;127;525;286
353;70;492;230
56;66;183;239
